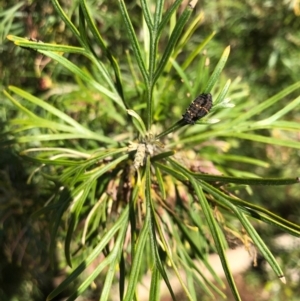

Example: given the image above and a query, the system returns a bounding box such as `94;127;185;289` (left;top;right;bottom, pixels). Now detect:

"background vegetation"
1;1;300;300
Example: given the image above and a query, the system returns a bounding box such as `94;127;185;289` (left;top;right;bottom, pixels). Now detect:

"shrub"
4;1;300;300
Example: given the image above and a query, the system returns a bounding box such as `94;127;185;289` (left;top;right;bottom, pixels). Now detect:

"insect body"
20;37;43;51
182;93;213;124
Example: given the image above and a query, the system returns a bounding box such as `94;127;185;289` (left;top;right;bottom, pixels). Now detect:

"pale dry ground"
109;246;252;301
108;234;299;301
61;234;299;301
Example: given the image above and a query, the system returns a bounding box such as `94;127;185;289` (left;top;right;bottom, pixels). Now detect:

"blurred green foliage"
202;0;300;97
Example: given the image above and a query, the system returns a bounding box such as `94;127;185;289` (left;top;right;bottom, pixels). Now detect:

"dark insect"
20;37;43;52
182;93;213;124
28;37;42;42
